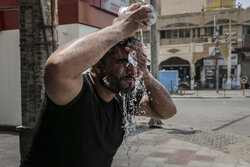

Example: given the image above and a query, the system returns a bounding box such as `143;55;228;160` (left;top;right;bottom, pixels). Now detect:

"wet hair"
100;36;140;63
118;36;140;46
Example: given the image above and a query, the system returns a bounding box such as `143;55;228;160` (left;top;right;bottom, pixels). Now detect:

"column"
18;0;56;160
227;19;232;90
190;64;196;90
190;43;195;90
227;46;232;90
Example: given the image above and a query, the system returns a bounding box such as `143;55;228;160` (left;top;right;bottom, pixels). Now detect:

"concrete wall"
158;44;194;65
161;0;206;15
0;30;21;126
0;24;100;126
206;0;235;10
58;24;99;46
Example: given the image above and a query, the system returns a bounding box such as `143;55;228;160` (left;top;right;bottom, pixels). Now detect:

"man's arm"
125;41;177;119
137;73;177;120
44;3;153;105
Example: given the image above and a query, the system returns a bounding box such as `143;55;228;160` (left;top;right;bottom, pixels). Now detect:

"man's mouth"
122;75;135;83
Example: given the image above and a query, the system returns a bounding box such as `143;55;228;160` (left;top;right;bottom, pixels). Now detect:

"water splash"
119;51;148;166
103;75;110;85
128;51;137;67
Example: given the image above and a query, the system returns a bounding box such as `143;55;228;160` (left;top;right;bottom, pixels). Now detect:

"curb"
171;96;248;99
172;96;232;99
0;125;18;132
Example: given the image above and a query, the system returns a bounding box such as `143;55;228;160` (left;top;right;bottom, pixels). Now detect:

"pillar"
227;19;232;90
227;46;232;90
190;43;195;90
190;64;196;90
17;0;57;160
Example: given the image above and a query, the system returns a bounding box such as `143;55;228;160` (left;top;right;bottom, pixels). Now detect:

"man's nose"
126;63;137;76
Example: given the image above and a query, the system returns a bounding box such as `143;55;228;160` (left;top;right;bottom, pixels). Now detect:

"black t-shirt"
20;74;125;167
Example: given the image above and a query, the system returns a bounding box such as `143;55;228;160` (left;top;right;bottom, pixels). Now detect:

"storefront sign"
101;0;130;14
204;59;215;66
224;31;238;44
209;47;215;56
204;53;238;66
231;53;238;65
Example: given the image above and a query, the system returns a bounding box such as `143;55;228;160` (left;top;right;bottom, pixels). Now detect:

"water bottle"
118;4;157;27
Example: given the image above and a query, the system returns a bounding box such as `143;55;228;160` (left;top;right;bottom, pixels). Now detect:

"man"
20;3;176;167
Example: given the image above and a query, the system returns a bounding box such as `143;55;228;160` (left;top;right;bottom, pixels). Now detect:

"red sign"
0;0;18;10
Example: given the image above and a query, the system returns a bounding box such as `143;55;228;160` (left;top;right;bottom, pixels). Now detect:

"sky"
236;0;250;8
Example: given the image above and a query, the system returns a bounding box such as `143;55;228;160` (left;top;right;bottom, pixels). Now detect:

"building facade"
136;0;250;90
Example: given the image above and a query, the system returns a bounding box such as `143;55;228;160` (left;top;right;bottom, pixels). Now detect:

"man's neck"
89;72;116;102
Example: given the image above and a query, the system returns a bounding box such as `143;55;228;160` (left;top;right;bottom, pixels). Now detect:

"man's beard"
100;73;135;94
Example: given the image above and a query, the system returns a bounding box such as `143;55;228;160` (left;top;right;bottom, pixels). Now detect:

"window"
197;28;200;37
166;30;171;38
160;31;166;38
179;29;184;38
161;22;199;28
193;29;196;37
160;29;191;39
205;19;237;25
185;29;190;37
219;26;223;36
205;27;214;36
244;20;250;23
172;29;178;38
246;26;250;35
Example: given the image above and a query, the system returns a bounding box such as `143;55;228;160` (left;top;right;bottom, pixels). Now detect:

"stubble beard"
100;73;135;94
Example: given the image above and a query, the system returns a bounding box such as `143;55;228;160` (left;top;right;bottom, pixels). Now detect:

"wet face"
99;45;137;94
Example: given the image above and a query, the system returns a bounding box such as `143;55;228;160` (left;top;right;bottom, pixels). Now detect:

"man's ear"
93;61;104;74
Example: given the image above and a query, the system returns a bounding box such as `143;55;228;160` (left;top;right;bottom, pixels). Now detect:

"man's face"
99;45;137;94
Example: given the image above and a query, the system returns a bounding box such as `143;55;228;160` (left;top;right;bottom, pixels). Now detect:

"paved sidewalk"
0;132;20;167
112;123;250;167
0;122;250;167
171;89;250;98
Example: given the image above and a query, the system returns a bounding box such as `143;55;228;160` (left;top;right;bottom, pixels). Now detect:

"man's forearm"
46;24;125;79
143;72;177;119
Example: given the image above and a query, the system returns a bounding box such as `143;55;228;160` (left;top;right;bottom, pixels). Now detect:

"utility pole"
17;0;58;160
227;19;232;90
148;0;162;127
214;15;220;93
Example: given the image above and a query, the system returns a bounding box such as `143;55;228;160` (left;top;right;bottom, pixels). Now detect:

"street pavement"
111;90;250;167
167;98;250;136
0;90;250;167
112;123;250;167
171;89;250;98
0;132;19;167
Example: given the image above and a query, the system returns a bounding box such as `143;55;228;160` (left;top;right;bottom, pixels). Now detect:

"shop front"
201;54;240;89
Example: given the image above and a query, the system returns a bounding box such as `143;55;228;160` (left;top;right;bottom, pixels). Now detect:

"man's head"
93;37;139;94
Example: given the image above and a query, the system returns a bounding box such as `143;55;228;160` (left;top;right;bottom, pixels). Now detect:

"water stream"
119;51;148;166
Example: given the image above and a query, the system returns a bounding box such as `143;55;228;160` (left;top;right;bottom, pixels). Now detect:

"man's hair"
100;36;140;63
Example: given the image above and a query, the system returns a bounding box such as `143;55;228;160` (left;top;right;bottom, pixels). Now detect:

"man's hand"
113;3;154;38
125;40;149;78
